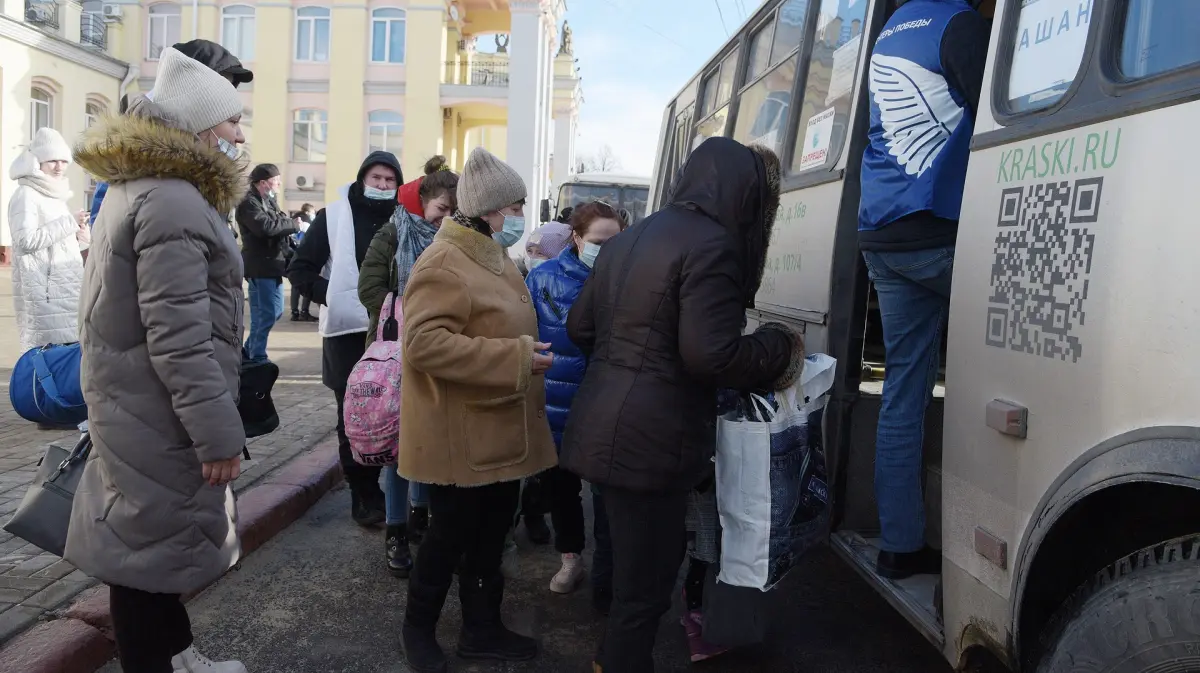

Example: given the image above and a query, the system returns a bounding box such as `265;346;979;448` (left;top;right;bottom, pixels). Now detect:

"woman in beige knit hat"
397;146;558;672
66;46;250;673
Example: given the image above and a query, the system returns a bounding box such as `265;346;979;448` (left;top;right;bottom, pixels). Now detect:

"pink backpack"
344;293;403;466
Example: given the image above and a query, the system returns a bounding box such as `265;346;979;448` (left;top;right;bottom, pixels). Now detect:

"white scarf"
19;170;73;201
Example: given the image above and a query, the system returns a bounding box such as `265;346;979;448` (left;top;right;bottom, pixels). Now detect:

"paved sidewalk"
0;269;338;643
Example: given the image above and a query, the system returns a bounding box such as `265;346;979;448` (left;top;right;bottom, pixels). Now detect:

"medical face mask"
363;186;397;200
213;134;239;161
529;258;546;269
492;214;525;248
579;242;602;268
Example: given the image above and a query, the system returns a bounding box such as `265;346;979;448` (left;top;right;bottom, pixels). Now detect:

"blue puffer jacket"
526;247;590;450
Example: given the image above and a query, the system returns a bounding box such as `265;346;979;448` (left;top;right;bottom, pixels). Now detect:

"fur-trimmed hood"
74;97;244;214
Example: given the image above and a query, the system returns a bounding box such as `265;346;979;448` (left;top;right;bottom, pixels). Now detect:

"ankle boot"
386;524;413;578
401;623;446;673
456;573;537;662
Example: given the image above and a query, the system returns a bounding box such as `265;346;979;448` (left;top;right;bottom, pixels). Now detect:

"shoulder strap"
31;348;67;406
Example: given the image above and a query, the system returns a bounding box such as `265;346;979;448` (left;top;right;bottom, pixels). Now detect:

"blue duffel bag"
10;343;87;426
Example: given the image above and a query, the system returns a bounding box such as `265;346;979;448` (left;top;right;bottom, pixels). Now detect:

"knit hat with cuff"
28;127;72;164
456;147;526;218
150;47;244;135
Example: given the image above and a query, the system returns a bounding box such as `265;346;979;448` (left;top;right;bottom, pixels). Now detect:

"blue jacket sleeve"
89;182;107;227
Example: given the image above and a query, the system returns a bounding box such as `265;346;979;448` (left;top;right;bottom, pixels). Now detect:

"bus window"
733;56;798;153
788;0;867;174
1120;0;1200;78
559;184;620;211
745;19;775;82
694;106;730;147
771;0;810;64
620;186;649;223
694;52;738;147
1005;0;1092;112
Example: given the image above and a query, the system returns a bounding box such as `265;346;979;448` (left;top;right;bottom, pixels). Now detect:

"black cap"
249;163;280;184
171;39;254;86
357;151;403;185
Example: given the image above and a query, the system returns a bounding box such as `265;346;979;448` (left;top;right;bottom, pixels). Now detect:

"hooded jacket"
6;149;85;352
560;137;801;493
64;98;247;595
526;246;591;450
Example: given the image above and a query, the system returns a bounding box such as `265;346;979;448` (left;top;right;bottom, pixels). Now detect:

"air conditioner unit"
294;173;317;190
101;4;122;19
25;3;53;24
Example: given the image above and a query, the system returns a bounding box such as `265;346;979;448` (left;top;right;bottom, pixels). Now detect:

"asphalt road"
102;485;952;673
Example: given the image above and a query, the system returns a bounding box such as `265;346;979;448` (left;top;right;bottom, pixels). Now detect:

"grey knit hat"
456;147;526;218
150;47;244;135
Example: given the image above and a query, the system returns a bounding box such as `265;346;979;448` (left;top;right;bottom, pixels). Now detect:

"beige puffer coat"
64;100;248;595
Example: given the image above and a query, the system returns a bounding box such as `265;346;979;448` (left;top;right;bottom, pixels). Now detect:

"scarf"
393;206;438;297
12;151;72;201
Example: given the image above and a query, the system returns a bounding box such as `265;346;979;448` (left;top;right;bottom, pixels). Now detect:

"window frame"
367;110;404;155
85;100;105;129
370;8;406;65
29;87;53;140
291;109;329;163
295;6;331;62
220;4;256;62
146;3;181;61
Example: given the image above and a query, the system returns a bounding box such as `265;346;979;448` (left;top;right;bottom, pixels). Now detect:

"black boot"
402;623;446;673
290;310;302;321
408;506;429;543
523;514;550;545
456;573;537;662
386;525;413;578
876;546;941;580
403;560;452;672
351;489;385;527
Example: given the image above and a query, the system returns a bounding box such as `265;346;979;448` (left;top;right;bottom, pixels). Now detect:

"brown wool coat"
398;222;556;487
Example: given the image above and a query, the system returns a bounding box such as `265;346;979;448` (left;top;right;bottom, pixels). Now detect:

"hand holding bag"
3;432;91;557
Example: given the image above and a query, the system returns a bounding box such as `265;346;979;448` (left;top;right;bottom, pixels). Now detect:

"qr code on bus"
985;177;1102;363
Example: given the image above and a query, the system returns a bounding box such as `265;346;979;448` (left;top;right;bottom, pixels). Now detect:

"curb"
0;439;343;673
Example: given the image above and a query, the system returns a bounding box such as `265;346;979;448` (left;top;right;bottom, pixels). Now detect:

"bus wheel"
1035;534;1200;673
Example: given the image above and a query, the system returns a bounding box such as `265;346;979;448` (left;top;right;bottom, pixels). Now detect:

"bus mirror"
540;198;551;223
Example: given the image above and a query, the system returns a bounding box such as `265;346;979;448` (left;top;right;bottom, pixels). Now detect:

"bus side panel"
941;102;1200;663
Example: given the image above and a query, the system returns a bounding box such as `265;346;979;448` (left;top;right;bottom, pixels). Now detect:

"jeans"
590;483;612;591
245;277;284;365
404;481;522;630
596;485;689;673
861;246;953;554
383;468;429;524
290;284;310;315
547;466;585;554
109;584;192;673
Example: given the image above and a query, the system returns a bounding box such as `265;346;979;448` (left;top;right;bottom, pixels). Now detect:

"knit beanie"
28;127;72;164
526;221;572;259
150;47;244;134
456;147;526;218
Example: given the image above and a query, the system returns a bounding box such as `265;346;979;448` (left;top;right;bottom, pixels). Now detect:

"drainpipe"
119;63;139;110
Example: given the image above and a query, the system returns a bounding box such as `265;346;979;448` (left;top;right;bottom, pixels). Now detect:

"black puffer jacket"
560;137;799;493
237;190;298;278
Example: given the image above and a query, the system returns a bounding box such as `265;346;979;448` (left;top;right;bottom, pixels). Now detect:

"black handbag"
3;433;91;557
238;360;279;439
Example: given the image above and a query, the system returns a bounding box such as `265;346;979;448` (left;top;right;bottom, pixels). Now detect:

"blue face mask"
579;242;602;268
363;186;397;200
492;214;525;249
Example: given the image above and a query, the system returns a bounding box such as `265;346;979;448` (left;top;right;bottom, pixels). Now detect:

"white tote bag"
714;354;837;590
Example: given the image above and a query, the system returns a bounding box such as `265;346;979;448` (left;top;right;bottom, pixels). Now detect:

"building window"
292;109;328;162
85;100;105;128
30;88;53;139
370;8;405;64
368;110;403;155
296;6;331;62
221;5;255;61
147;3;181;60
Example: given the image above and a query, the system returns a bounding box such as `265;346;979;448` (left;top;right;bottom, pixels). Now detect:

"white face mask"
529;258;546;269
363;186;397;200
579;242;602;268
211;133;239;160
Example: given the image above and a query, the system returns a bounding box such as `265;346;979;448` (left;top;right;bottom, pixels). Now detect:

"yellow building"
1;0;581;254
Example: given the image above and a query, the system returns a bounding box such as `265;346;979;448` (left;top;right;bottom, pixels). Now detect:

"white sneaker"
550;553;586;594
171;646;248;673
500;538;520;579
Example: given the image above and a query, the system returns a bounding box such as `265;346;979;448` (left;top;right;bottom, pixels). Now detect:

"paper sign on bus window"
826;34;861;105
1007;0;1092;109
798;107;835;172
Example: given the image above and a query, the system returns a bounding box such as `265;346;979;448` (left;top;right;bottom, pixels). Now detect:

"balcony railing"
80;11;106;49
24;0;59;30
444;59;510;87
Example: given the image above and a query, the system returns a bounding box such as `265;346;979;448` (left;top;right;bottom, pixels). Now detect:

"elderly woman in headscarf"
7;127;90;355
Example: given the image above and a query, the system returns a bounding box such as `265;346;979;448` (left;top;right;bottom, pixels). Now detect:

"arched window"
296;7;331;62
221;5;256;61
85;99;107;128
292;109;328;162
368;110;403;155
30;87;53;140
147;3;181;60
370;8;405;64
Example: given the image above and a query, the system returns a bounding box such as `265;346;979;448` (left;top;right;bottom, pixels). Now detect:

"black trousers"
596;486;689;673
405;480;522;630
333;386;382;497
547;466;585;554
290;285;311;314
109;584;193;673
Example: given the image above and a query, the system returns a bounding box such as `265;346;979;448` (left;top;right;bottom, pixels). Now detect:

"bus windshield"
556;183;651;223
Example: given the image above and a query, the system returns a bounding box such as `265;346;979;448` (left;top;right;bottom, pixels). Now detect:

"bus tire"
1035;534;1200;673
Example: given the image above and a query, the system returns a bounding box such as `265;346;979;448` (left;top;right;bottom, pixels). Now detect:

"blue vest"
859;0;974;232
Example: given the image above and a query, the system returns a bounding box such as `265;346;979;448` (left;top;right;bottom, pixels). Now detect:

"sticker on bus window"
1007;0;1092;109
797;107;836;171
826;34;861;105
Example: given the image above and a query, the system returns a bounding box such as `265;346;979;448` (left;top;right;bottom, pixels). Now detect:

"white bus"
540;172;651;224
649;0;1200;671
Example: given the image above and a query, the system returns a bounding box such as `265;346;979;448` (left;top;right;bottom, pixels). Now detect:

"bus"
648;0;1200;671
540;172;651;224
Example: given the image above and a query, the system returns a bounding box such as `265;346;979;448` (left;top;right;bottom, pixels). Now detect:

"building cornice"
289;79;330;93
0;15;128;79
364;81;406;95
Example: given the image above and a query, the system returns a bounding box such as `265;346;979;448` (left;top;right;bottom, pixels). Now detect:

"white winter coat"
7;152;86;352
